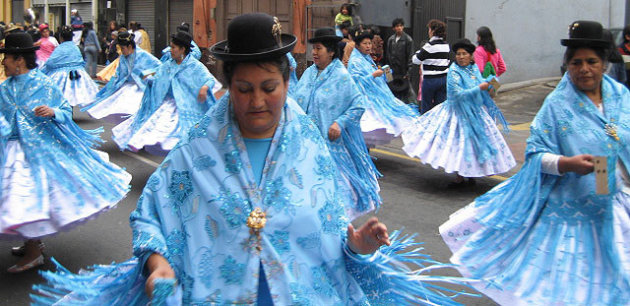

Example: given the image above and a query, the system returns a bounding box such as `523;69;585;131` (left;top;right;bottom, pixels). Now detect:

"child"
335;3;353;36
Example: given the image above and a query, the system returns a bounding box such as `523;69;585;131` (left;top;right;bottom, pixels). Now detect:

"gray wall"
465;0;626;83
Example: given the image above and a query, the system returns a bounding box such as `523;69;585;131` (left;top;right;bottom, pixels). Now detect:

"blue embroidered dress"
402;63;515;177
112;52;219;155
286;52;299;97
0;69;131;239
293;58;381;219
40;41;99;106
81;48;161;123
440;74;630;305
347;48;417;147
34;94;472;305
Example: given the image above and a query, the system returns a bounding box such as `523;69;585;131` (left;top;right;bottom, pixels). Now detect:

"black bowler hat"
561;20;608;48
0;32;39;53
171;31;193;49
452;38;476;55
308;27;342;43
210;13;296;61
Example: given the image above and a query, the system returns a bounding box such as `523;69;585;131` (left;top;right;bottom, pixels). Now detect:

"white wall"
465;0;626;83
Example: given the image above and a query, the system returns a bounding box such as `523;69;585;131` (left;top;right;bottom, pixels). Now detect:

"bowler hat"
210;13;296;61
0;32;39;53
452;38;476;55
308;27;342;43
171;31;193;49
560;20;609;48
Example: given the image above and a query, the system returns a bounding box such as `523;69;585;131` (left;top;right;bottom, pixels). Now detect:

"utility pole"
66;0;70;25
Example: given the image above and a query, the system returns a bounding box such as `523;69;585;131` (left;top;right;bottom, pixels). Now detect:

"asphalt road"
0;81;556;305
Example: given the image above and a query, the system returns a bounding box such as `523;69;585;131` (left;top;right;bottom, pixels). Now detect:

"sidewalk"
372;77;560;180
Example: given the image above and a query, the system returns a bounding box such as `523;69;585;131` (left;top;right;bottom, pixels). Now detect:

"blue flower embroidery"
180;272;194;304
297;232;321;249
205;215;218;239
216;188;251;229
220;256;246;285
166;229;186;257
224;150;242;174
132;230;167;257
315;155;336;179
193;155;217;171
199;250;214;288
168;171;193;207
311;265;336;296
318;200;346;235
264;178;293;214
188;115;211;142
269;230;290;255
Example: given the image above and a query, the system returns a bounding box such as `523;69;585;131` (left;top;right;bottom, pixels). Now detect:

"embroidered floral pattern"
315;155;336;179
224;150;242;174
188;115;211;142
146;175;161;192
168;171;193;207
131;229;167;257
297;232;321;249
269;230;291;255
205;215;218;239
220;256;246;285
318;200;346;235
166;229;186;257
311;265;336;296
264;178;293;214
199;250;214;288
193;155;217;171
216;188;251;229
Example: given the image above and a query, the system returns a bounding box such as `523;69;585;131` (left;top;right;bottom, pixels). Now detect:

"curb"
498;76;561;93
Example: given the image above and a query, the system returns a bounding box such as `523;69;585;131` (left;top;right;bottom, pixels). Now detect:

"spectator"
128;21;143;47
370;25;384;66
334;3;353;36
136;23;151;53
603;29;627;85
385;18;415;102
105;30;119;64
474;26;506;78
412;19;450;114
34;23;59;67
70;9;83;45
81;22;100;78
617;24;630;83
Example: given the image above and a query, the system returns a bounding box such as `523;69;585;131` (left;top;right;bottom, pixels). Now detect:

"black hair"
171;40;191;55
563;46;609;66
339;20;352;31
60;26;73;41
623;24;630;44
177;22;191;33
392;18;404;28
427;19;446;39
603;29;623;63
476;26;496;54
222;55;290;87
452;38;476;55
319;40;340;59
8;52;38;69
340;3;353;16
83;21;93;30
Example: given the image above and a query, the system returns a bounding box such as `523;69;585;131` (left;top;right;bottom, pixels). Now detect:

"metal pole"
65;0;70;25
44;0;49;23
92;0;98;32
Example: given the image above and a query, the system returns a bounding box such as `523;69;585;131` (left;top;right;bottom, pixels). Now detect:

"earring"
16;67;20;74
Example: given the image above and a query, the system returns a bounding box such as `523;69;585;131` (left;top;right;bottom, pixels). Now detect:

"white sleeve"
541;153;563;176
411;51;422;65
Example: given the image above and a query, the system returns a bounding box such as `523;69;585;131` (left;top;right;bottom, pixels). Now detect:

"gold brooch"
605;123;620;141
247;207;267;233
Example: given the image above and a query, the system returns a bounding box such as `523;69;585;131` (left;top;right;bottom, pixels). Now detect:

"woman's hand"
328;122;341;140
33;106;55;117
145;253;176;298
372;69;384;78
197;85;209;103
347;217;391;255
479;82;490;91
558;154;595;175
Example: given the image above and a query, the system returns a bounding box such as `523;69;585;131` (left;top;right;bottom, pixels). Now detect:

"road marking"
370;148;509;182
122;151;161;168
509;122;531;131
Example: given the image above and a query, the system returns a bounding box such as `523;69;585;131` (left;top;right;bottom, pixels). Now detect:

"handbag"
482;59;496;78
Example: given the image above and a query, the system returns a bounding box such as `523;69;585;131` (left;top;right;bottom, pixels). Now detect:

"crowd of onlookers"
0;10;152;78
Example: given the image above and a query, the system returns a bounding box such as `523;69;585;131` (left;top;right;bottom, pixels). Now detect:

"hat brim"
0;46;39;53
211;34;296;62
561;38;609;48
308;35;342;43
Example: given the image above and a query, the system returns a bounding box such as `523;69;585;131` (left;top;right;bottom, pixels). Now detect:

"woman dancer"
402;39;515;186
112;31;219;155
294;27;381;218
81;31;161;123
348;29;417;147
0;32;130;273
40;26;99;107
440;21;630;304
34;14;471;305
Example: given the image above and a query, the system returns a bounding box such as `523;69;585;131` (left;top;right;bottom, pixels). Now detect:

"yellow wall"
1;0;12;22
